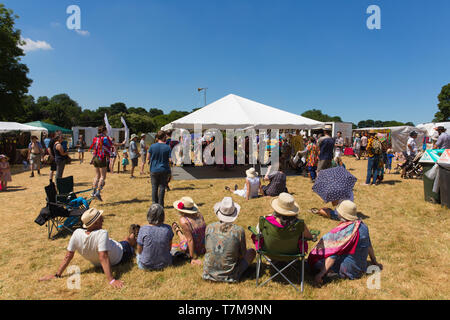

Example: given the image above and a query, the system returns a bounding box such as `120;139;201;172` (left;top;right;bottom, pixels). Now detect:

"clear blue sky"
4;0;450;124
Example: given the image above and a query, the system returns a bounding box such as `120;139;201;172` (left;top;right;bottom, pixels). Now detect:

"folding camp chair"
35;181;91;240
55;176;93;204
249;216;319;293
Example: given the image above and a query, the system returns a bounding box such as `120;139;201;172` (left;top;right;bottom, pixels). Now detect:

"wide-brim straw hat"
81;208;104;228
173;197;199;215
336;200;358;221
130;134;138;140
271;193;299;216
214;197;241;223
246;167;258;178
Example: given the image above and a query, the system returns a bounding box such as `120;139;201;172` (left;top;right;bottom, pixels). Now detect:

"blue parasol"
312;166;357;203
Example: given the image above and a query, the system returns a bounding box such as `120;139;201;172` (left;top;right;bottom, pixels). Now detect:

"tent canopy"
416;122;450;137
25;121;72;134
354;126;427;153
0;122;48;134
162;94;323;131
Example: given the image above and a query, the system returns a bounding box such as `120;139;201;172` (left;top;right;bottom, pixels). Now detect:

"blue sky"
4;0;450;124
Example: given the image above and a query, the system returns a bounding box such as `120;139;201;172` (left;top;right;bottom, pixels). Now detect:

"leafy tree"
0;4;33;120
110;112;156;134
128;107;148;115
434;83;450;122
149;108;164;118
109;102;128;115
301;109;342;123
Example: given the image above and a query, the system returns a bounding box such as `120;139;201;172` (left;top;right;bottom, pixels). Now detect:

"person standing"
434;126;450;149
89;126;113;201
148;131;172;207
334;131;344;159
47;131;62;183
53;135;68;180
139;134;147;175
306;137;319;182
28;135;44;177
353;134;362;160
362;132;382;186
317;127;334;172
76;134;86;164
360;133;368;160
129;134;139;179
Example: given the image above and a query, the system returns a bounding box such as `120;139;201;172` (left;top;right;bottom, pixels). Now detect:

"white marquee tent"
161;94;324;131
0;122;48;139
416;122;450;138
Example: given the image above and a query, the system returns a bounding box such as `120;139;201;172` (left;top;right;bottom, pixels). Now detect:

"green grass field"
0;155;448;300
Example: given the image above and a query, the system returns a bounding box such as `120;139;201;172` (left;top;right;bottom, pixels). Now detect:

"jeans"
308;166;317;180
365;156;380;184
151;171;169;206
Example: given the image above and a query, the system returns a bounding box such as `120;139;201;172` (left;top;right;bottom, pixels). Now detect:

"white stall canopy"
0;121;48;139
162;94;323;131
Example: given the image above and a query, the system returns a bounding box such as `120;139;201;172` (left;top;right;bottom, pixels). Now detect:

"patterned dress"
306;142;319;167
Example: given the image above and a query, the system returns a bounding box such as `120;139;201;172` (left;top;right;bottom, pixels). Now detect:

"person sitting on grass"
202;197;256;283
171;196;206;266
308;200;383;286
225;168;262;200
262;165;288;197
251;193;314;253
39;208;140;289
136;204;174;270
331;156;346;169
309;191;354;221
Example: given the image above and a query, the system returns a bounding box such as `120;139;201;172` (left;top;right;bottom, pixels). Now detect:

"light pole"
197;87;207;106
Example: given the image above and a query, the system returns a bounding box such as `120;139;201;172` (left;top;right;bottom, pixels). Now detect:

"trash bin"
422;163;440;204
419;150;445;204
439;165;450;209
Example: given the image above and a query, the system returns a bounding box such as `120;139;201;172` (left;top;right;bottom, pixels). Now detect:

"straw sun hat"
271;193;299;216
246;168;258;178
214;197;241;223
335;200;358;221
81;208;104;228
130;134;138;140
173;197;199;215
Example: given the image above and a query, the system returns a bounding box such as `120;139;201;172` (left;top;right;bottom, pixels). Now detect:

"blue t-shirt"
319;137;335;161
44;138;51;149
148;142;171;173
330;222;372;280
137;224;174;270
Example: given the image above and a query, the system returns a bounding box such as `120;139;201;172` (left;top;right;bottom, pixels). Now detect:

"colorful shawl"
308;220;361;267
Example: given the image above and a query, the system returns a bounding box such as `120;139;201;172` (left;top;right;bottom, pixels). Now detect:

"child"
332;156;346;169
122;150;129;172
386;149;395;174
0;155;12;192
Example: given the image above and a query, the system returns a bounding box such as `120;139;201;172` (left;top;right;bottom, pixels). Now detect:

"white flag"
104;113;112;137
121;116;129;147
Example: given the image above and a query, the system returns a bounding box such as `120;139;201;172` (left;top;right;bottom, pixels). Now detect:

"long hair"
273;212;297;228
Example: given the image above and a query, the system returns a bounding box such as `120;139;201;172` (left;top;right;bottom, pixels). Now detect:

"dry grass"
0;155;449;300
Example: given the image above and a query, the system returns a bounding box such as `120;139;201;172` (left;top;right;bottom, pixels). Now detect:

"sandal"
310;208;320;215
225;186;231;191
172;222;182;235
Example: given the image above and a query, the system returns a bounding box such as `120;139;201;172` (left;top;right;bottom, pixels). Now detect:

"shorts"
361;146;367;152
141;153;146;162
119;241;134;264
93;156;107;168
131;157;138;167
77;149;84;153
50;160;57;171
30;154;41;166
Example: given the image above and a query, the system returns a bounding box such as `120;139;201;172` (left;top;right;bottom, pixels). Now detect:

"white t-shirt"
67;229;123;267
407;137;417;157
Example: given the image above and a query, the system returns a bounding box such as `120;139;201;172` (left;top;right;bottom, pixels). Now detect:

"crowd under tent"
72;127;129;148
353;126;427;153
161;94;324;131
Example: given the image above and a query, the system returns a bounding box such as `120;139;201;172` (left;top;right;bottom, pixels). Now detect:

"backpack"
371;138;382;155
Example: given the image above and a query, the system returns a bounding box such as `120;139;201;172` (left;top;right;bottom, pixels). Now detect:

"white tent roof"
161;94;323;130
0;122;48;134
416;122;450;137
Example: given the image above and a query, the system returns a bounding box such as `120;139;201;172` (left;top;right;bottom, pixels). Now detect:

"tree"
301;109;343;123
109;102;128;115
0;4;33;121
110;112;156;134
148;108;164;118
434;83;450;122
128;107;148;115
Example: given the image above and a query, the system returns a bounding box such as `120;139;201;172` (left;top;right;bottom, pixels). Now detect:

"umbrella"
312;166;357;203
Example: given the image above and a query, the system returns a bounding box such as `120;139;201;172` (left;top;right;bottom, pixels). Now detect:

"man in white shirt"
334;131;344;158
39;208;139;288
406;131;418;158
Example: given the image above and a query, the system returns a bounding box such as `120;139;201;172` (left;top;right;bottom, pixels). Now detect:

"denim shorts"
119;241;134;264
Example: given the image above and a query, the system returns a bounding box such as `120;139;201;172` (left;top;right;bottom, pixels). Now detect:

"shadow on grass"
74;182;90;187
2;186;27;192
357;212;370;220
82;259;135;280
382;180;403;185
102;198;149;207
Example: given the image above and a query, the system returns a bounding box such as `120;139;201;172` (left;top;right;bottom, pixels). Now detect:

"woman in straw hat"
203;197;256;283
171;196;206;266
251;193;314;252
308;200;382;285
225;167;262;200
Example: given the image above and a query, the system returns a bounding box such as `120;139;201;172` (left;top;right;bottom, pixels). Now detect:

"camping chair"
248;217;319;293
55;176;93;204
34;181;91;240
